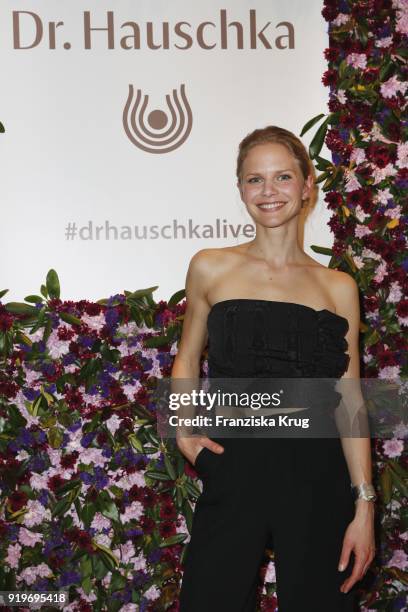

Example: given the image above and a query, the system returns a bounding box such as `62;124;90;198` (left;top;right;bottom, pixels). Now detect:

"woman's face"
237;142;313;227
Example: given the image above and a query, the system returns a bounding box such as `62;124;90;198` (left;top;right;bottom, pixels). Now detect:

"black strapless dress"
179;300;356;612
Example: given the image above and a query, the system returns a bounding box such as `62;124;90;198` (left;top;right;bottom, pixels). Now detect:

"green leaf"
394;46;408;59
299;113;325;137
47;427;64;449
128;286;158;299
0;122;5;133
145;470;172;481
309;117;330;159
4;302;38;315
24;295;43;304
364;328;381;347
94;543;119;567
40;284;48;299
0;288;9;299
379;59;394;82
380;467;392;505
56;479;82;496
80;554;93;578
59;311;82;326
52;497;72;517
390;470;408;498
128;434;144;453
46;269;60;299
164;454;177;480
143;335;170;348
81;576;92;595
110;571;127;592
101;501;119;522
315;170;331;184
167;289;186;307
92;555;109;580
388;459;408;480
310;245;333;256
159;533;188;548
82;503;96;529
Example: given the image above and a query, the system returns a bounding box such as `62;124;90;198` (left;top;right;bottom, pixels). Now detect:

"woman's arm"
171;250;224;464
331;271;375;593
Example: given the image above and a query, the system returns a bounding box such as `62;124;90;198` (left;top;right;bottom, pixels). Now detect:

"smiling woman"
173;125;376;612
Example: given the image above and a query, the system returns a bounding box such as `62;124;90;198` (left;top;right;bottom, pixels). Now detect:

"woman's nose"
262;180;278;195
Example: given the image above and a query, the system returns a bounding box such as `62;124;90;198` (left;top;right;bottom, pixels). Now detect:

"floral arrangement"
299;0;408;608
0;274;279;611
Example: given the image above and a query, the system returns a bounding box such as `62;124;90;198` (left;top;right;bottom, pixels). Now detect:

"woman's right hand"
176;434;225;466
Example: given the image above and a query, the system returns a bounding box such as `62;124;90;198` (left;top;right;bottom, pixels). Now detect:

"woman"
172;126;375;611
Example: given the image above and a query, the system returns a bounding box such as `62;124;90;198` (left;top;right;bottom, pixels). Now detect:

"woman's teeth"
258;202;286;210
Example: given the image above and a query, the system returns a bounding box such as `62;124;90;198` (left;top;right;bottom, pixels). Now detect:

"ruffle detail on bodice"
207;300;350;379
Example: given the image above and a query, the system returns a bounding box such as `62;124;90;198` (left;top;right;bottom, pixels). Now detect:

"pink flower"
355;225;371;238
105;414;122;435
19;528;43;547
350;148;366;165
23;500;51;528
344;171;362;192
133;552;147;571
397;142;408;169
379;366;401;381
383;439;404;458
30;472;49;491
380;75;408;99
387;549;408;570
374;187;393;205
144;585;160;601
265;560;276;583
19;563;52;586
375;36;393;48
372;163;398;184
5;543;21;569
395;4;408;34
374;262;388;283
388;282;403;303
385;206;402;219
332;13;350;26
120;501;143;523
91;512;111;531
115;541;136;564
346;53;367;70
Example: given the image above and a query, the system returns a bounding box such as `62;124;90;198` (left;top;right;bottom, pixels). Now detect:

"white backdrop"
1;0;333;303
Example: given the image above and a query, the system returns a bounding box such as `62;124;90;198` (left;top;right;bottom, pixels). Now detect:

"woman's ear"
236;179;244;201
302;174;314;201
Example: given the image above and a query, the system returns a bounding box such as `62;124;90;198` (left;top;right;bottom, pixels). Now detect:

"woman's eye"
248;177;260;183
279;174;291;180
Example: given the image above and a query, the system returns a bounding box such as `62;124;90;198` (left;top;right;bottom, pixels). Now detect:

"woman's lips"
256;201;287;212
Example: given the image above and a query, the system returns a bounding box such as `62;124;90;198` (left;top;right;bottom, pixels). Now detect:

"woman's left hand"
338;502;375;593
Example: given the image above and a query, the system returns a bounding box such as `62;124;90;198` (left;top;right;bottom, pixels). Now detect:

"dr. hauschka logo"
123;83;193;154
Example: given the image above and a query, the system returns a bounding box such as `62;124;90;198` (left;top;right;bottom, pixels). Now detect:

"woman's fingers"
338;539;352;572
340;549;369;593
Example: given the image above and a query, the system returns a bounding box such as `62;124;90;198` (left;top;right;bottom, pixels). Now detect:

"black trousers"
179;414;357;611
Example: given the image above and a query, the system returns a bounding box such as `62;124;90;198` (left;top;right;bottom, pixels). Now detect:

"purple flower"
23;388;40;401
79;471;93;485
81;432;96;448
38;490;49;506
105;308;119;327
59;571;81;587
147;549;162;564
68;420;82;433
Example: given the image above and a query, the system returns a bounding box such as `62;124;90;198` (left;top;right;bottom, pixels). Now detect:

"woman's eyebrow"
245;168;294;176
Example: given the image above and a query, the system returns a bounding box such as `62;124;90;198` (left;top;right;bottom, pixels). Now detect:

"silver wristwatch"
351;482;377;502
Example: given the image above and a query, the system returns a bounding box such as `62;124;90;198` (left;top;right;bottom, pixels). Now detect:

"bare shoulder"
325;268;359;298
324;268;360;323
188;246;241;278
186;247;237;301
